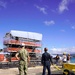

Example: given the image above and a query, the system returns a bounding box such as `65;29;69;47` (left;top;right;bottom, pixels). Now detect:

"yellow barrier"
53;63;75;75
63;63;75;71
63;63;75;75
53;64;61;70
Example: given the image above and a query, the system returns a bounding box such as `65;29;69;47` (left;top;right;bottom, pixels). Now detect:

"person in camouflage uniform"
15;43;30;75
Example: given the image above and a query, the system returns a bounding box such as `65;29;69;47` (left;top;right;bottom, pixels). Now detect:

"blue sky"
0;0;75;54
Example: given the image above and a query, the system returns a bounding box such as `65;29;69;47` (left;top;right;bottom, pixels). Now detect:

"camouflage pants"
19;61;28;75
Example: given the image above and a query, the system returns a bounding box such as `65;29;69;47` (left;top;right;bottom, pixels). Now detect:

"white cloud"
71;26;75;29
34;5;47;14
0;1;7;8
44;20;55;26
50;47;75;54
58;0;69;13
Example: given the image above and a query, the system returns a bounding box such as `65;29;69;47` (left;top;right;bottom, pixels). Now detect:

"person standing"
62;52;67;68
41;47;53;75
55;54;60;65
62;52;67;63
67;54;71;63
15;43;30;75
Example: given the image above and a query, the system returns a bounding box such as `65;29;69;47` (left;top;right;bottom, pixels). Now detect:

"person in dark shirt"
55;54;60;65
67;54;71;63
41;47;53;75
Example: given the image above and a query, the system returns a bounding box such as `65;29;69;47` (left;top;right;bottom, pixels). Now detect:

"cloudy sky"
0;0;75;54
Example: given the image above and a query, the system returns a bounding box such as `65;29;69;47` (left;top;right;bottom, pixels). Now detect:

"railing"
0;54;4;61
3;40;21;45
11;57;18;61
4;48;21;52
34;50;41;53
4;47;41;53
3;40;41;47
27;49;32;52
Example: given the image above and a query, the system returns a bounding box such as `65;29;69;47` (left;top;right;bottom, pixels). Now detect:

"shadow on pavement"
36;73;63;75
36;70;63;75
